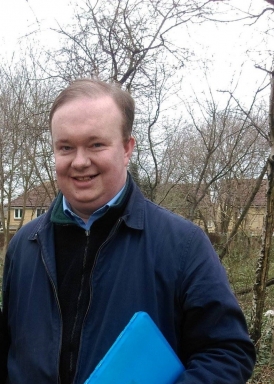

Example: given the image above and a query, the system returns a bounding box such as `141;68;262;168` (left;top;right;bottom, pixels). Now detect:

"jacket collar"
50;173;131;226
120;179;145;230
28;172;145;240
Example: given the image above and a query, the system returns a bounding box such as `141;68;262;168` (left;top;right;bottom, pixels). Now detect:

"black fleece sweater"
52;178;132;384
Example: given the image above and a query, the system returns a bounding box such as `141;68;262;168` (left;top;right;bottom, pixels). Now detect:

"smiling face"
51;96;135;220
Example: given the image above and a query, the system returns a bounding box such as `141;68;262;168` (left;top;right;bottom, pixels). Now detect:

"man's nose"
71;149;91;168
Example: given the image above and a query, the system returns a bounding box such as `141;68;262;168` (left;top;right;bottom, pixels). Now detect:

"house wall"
228;206;265;236
245;206;265;236
195;206;265;237
9;208;37;230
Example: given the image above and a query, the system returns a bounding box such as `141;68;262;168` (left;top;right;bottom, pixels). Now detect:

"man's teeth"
76;176;92;181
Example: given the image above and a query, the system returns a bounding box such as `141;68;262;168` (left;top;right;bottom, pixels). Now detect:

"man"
2;78;255;383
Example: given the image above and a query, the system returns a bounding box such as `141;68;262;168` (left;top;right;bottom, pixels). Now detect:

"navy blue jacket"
0;308;8;383
2;180;255;383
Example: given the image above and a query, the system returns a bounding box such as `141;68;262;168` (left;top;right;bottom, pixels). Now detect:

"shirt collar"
63;185;125;231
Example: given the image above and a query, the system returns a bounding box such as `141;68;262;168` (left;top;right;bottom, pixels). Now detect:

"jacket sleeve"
1;248;13;384
176;226;256;384
0;307;8;383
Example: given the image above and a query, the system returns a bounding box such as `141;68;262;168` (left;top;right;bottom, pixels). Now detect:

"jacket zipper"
68;228;91;380
38;235;63;384
73;218;123;383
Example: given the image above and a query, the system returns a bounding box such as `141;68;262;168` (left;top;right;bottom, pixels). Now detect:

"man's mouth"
73;175;98;181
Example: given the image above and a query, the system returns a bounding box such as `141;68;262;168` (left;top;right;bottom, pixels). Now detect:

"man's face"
51;96;135;220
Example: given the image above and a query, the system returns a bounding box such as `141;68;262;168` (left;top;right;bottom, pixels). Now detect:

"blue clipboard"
84;311;185;384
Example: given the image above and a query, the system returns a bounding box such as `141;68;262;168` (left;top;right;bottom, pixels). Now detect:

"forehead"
52;96;123;126
55;95;121;116
51;96;124;140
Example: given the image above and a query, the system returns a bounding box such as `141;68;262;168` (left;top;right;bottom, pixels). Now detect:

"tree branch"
236;277;274;295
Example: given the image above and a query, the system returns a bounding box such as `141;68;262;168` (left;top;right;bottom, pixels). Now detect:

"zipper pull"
85;229;90;237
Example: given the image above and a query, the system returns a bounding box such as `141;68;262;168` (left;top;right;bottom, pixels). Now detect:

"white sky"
0;0;272;108
0;0;74;52
180;0;273;108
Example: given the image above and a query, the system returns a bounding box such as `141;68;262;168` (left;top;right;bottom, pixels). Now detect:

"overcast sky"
0;0;74;51
0;0;272;107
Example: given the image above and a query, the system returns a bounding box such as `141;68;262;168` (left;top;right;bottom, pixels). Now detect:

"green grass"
222;240;274;383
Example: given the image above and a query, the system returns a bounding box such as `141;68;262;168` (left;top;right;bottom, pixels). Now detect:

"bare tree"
0;53;57;252
215;0;274;344
180;87;266;224
250;67;274;347
50;0;226;86
219;65;274;347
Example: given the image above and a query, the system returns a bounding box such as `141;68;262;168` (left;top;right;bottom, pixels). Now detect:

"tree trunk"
250;69;274;347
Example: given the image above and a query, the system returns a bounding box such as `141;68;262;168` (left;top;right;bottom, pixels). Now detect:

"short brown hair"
49;78;135;141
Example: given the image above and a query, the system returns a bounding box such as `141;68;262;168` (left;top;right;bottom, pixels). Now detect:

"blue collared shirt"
63;186;125;231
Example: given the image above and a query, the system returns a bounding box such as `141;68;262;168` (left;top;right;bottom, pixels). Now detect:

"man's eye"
93;143;103;148
61;146;72;151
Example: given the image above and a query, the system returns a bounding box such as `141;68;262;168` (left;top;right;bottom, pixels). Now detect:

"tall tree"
250;67;274;347
0;53;57;252
51;0;224;87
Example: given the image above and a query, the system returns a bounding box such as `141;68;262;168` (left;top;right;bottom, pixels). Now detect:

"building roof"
9;181;58;209
225;179;267;208
252;179;267;207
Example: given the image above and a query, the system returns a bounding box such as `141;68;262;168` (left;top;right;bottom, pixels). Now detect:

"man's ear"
124;136;135;165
